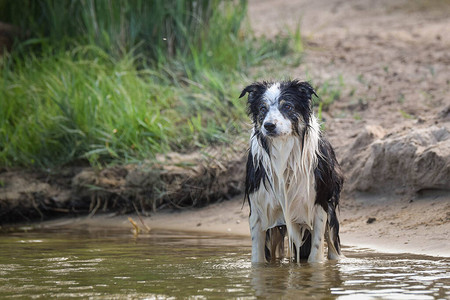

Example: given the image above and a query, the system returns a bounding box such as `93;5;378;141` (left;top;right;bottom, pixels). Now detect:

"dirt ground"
2;0;450;256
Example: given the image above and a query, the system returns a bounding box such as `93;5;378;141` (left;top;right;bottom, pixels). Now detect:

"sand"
39;192;449;258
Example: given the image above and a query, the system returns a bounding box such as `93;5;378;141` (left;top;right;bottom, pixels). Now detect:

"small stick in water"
128;217;140;237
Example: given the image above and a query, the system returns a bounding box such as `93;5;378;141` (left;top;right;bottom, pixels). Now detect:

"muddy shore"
24;191;449;257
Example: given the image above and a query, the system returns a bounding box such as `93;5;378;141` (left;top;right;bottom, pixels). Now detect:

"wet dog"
240;80;344;263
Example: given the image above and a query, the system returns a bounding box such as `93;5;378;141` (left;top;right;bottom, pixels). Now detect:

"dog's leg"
276;226;286;258
326;200;342;260
249;211;265;263
308;205;327;263
326;225;341;260
265;227;285;262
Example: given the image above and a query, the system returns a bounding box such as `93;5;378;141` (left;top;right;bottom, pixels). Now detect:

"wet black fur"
315;136;344;255
244;148;267;210
242;80;317;204
240;80;316;142
241;79;344;261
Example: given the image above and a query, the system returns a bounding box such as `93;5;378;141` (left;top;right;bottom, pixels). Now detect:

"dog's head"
240;80;316;138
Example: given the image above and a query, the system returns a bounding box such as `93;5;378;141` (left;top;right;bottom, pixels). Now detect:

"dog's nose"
264;122;276;132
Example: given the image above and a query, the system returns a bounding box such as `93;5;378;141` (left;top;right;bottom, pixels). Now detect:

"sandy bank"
38;193;450;258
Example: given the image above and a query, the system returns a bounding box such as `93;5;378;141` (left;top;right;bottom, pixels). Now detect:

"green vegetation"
314;75;345;112
0;0;300;168
312;75;346;128
399;110;414;120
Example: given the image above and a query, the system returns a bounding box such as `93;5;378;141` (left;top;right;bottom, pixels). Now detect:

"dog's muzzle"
263;122;278;136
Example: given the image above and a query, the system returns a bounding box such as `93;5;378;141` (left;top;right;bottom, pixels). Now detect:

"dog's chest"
251;138;317;229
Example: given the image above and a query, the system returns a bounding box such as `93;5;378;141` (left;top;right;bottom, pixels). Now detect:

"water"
0;227;449;299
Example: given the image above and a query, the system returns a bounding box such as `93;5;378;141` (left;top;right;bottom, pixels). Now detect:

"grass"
0;0;301;168
399;110;415;120
314;75;345;112
0;1;244;63
311;75;346;128
0;46;254;168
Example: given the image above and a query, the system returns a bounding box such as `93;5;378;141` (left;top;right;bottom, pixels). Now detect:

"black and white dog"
240;80;344;263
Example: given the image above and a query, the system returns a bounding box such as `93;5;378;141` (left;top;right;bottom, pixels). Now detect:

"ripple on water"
0;228;448;299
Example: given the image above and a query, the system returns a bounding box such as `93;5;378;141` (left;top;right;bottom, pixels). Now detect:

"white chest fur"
249;116;320;231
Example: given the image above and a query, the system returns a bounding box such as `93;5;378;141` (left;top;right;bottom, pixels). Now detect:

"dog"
240;79;344;263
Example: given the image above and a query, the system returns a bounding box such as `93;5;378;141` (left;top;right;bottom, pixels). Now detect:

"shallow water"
0;227;449;299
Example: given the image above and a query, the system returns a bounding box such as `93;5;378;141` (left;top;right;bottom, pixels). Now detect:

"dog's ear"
239;84;260;99
296;81;318;100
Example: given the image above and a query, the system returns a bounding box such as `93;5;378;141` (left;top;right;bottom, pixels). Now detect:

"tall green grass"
0;0;253;73
0;46;247;167
0;1;241;61
0;0;300;168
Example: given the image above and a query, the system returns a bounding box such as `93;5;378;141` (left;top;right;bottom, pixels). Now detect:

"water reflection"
251;260;343;298
0;228;448;299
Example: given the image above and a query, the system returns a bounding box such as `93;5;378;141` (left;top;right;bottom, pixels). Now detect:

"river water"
0;227;448;299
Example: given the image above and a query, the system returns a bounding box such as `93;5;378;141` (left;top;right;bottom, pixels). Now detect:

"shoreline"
30;195;450;258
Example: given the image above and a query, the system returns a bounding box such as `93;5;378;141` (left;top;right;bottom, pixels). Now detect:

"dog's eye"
260;105;268;113
283;103;293;112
